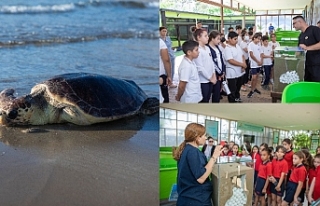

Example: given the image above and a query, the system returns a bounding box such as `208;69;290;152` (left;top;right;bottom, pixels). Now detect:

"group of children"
219;139;320;206
175;25;280;103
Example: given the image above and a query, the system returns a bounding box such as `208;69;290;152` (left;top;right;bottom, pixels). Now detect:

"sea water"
0;0;158;97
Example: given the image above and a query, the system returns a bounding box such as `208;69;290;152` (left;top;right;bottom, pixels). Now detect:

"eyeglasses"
209;141;213;143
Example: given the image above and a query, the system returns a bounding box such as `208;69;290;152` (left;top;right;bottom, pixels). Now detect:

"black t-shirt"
298;25;320;66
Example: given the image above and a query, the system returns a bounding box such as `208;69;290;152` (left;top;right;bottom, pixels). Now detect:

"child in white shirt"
261;35;273;90
193;29;217;102
240;145;253;166
240;30;251;92
269;34;280;85
247;33;263;98
224;31;246;103
175;40;203;103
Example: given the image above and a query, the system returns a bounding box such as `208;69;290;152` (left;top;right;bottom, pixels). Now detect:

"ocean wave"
0;1;158;14
0;4;75;14
0;31;158;47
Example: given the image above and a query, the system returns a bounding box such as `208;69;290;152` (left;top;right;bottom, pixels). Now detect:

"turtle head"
0;89;33;126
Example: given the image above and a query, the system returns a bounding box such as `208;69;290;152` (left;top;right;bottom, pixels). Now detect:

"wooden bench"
271;92;282;103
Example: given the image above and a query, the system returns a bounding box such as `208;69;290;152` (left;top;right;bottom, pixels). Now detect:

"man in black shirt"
293;15;320;82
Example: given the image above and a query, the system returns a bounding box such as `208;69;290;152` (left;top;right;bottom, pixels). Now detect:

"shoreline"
0;114;159;206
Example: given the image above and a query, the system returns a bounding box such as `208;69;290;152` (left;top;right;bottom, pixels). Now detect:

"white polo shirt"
262;44;273;66
248;42;263;68
224;44;245;79
237;35;243;46
178;56;202;103
193;45;215;83
240;40;250;60
159;39;168;75
269;41;280;49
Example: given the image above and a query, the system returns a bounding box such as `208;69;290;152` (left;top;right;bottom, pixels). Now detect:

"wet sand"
0;114;159;206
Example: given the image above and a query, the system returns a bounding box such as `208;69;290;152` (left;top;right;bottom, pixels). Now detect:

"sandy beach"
0;114;159;206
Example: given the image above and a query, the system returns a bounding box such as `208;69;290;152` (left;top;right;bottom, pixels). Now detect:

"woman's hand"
212;145;223;159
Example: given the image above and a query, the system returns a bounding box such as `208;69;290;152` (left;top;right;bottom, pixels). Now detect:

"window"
159;108;288;147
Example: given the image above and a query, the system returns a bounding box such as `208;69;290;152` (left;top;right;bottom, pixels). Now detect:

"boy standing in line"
159;38;172;103
236;25;243;45
261;35;273;90
159;26;176;88
175;40;202;103
247;33;263;98
224;31;246;103
269;33;280;85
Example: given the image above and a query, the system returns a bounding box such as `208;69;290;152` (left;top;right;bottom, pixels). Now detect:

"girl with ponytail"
172;123;222;206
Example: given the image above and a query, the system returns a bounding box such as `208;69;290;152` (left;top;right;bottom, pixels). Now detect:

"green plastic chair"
282;82;320;103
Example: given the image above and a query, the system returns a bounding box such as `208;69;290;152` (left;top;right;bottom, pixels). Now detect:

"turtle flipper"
140;97;159;115
0;88;16;100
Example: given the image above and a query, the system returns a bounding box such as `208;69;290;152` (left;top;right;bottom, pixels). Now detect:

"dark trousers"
242;58;250;84
160;74;169;103
263;65;272;85
227;76;242;103
211;79;221;103
200;82;213;103
305;65;320;82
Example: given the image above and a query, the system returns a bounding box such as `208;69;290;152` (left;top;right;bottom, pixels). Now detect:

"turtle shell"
41;73;148;118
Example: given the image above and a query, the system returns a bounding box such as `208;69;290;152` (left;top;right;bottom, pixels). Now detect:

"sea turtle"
0;73;158;126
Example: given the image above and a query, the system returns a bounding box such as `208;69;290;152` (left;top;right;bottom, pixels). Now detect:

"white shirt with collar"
240;40;250;60
178;56;202;103
262;44;273;66
248;41;263;68
159;39;168;75
193;45;215;83
224;44;245;79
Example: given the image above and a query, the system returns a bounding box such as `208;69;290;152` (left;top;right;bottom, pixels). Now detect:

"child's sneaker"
254;89;261;94
247;91;254;98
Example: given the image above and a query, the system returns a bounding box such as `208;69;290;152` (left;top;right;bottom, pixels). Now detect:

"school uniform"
308;168;317;187
255;160;272;196
194;45;215;102
240;40;250;84
269;41;280;49
261;44;273;86
252;152;262;185
312;166;320;201
269;41;280;67
178;56;203;103
248;41;263;75
284;150;294;179
161;37;175;80
283;164;307;203
224;44;245;103
159;39;169;103
208;45;225;103
228;152;242;157
221;151;232;156
270;158;288;196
